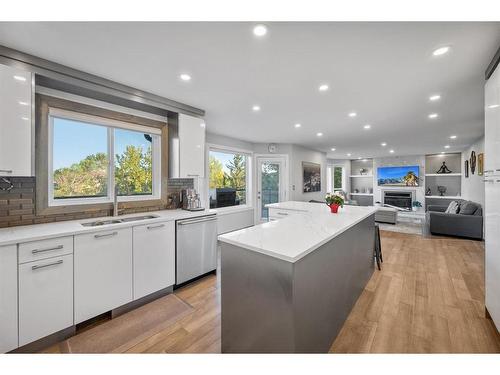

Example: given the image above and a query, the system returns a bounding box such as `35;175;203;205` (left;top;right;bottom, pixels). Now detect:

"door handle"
32;259;63;270
94;231;118;239
147;224;165;230
0;169;13;174
32;245;64;254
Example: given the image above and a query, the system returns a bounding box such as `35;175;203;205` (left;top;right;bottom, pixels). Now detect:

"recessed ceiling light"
347;153;352;157
440;151;446;154
429;94;441;101
363;124;371;129
432;46;450;56
318;84;329;92
449;135;457;139
389;149;395;153
252;105;261;112
253;24;268;37
316;132;323;137
357;157;362;160
362;159;368;162
381;142;387;147
21;117;29;121
444;145;450;149
18;101;28;106
488;104;499;109
179;73;191;81
331;148;336;151
428;113;438;119
294;123;301;128
348;112;357;118
14;75;26;82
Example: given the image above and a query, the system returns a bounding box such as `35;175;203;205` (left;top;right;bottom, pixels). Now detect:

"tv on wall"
377;165;419;186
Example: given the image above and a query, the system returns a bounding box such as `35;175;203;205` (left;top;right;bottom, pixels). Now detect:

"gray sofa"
427;201;483;240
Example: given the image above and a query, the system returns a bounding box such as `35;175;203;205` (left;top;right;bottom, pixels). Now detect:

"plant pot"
329;203;340;213
412;207;417;212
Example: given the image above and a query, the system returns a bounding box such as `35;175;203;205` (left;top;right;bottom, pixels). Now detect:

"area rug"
378;221;423;235
65;294;193;353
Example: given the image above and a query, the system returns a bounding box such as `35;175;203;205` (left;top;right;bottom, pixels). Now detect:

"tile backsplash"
0;177;194;228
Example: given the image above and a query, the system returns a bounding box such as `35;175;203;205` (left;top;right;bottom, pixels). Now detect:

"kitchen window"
208;147;250;209
48;108;161;206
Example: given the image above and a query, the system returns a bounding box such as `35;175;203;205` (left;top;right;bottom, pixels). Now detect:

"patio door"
256;156;287;222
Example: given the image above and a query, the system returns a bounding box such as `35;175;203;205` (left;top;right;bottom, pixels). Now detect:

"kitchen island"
218;201;377;353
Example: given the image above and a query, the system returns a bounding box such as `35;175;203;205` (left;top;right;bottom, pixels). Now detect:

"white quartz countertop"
218;201;376;263
0;209;216;247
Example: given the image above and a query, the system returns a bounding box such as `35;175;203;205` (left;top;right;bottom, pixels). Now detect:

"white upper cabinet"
179;113;205;178
485;67;500;174
0;64;33;176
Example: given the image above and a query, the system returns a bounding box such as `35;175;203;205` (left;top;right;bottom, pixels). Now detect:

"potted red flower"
325;193;344;213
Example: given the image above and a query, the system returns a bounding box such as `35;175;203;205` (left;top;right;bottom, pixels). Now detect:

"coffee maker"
181;188;204;211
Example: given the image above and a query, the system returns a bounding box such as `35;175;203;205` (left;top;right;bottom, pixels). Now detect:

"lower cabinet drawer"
19;236;73;264
18;254;74;346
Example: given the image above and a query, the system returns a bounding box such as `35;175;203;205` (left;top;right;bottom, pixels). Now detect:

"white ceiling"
0;22;499;159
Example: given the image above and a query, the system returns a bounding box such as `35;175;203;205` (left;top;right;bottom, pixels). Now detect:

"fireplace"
383;191;412;211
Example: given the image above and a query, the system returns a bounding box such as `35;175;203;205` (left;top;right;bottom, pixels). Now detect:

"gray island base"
220;213;375;353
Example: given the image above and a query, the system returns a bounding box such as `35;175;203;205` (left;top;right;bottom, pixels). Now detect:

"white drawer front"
19;236;73;264
18;254;73;346
74;228;133;324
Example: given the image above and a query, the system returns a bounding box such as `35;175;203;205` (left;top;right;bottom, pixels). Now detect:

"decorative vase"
329;203;340;213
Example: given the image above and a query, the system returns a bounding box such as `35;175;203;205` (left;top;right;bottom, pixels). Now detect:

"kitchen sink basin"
81;219;123;227
81;215;159;227
120;215;158;222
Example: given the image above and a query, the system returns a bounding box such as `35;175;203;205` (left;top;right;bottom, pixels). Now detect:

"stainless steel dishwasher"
176;214;217;285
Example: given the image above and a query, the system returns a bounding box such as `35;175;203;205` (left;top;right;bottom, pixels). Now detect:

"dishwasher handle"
177;217;217;226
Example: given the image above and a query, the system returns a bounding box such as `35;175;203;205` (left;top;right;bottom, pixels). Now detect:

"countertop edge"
0;209;216;247
218;209;376;263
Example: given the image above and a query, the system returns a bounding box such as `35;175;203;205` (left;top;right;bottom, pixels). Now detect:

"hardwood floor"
42;231;500;354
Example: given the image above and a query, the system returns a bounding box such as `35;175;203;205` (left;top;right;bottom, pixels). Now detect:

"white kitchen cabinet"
179;113;205;178
132;221;175;300
0;63;33;176
74;228;133;324
485;67;500;174
18;254;73;346
0;245;18;353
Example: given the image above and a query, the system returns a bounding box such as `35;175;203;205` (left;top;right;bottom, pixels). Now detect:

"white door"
18;254;74;346
74;228;133;324
133;221;175;299
256;156;287;222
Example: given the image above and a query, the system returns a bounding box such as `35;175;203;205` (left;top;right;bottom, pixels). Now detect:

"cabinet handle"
32;259;63;270
147;224;165;230
187;174;199;177
277;212;289;216
94;231;118;239
0;169;13;174
32;244;63;254
484;170;494;173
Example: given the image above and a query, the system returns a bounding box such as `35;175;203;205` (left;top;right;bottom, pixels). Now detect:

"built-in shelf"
425;195;462;199
425;173;462;177
350;175;373;178
350;193;373;196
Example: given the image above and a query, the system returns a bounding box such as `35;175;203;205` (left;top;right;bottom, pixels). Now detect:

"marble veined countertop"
0;209;216;247
218;201;376;262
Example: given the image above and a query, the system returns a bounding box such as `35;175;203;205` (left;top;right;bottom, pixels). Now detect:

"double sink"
81;215;159;227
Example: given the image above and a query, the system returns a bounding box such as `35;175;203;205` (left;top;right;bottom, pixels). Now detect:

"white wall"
373;155;426;206
461;136;485;208
289;145;327;202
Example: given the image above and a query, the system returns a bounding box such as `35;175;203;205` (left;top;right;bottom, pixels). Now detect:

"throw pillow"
445;201;459;214
459;201;479;215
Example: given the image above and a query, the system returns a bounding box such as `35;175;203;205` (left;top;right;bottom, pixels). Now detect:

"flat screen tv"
377;165;419;186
